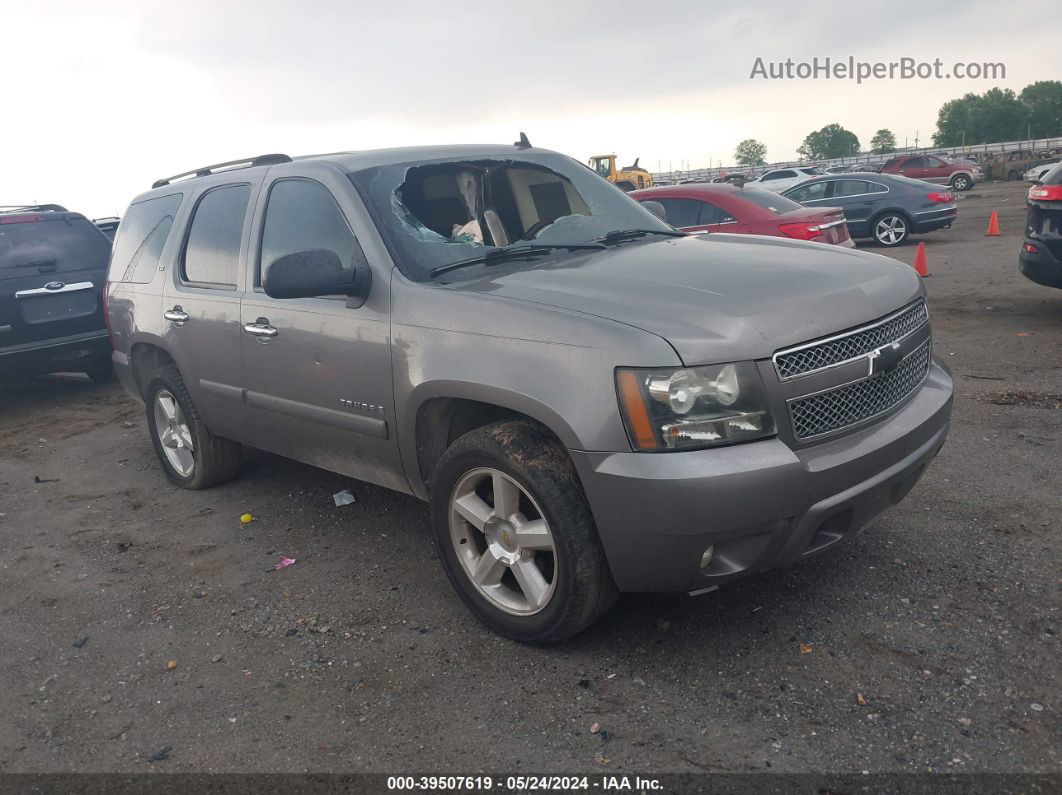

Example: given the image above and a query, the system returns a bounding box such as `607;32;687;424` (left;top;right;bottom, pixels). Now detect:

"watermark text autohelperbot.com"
750;56;1005;83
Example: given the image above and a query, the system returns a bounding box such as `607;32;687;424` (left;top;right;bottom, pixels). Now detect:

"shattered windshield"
348;153;674;281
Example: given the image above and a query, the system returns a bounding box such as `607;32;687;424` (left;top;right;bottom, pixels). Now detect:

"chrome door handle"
164;306;189;325
243;319;278;340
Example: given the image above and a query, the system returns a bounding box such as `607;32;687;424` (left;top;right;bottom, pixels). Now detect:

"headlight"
616;362;776;451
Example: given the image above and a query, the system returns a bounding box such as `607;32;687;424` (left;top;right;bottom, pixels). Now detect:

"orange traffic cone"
913;242;929;277
985;211;1000;236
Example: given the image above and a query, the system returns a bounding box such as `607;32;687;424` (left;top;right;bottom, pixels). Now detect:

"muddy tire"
430;420;618;643
144;365;242;490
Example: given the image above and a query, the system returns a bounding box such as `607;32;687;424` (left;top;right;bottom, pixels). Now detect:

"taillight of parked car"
927;192;953;203
777;222;823;241
1029;184;1062;201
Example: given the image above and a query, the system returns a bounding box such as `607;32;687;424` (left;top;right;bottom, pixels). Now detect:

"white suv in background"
747;166;825;193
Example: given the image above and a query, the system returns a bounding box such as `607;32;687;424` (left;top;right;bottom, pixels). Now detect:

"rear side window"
652;198;702;228
182;184;251;287
259;179;357;285
833;180;873;197
0;216;110;278
699;200;736;224
110;194;183;284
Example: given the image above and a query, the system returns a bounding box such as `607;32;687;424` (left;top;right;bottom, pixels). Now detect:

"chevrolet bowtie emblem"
868;342;904;379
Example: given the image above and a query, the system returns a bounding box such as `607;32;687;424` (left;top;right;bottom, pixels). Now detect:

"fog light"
699;545;715;571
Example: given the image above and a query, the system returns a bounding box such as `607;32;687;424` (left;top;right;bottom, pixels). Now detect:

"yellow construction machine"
588;154;654;191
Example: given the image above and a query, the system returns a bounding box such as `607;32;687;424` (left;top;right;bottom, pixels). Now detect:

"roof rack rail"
152;153;292;189
0;203;69;213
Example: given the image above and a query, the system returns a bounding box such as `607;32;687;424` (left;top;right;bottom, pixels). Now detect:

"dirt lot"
0;180;1058;775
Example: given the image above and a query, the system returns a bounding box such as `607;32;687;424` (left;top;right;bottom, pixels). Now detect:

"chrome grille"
774;300;929;380
788;340;931;440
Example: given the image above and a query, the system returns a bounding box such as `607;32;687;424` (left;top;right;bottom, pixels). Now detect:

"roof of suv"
141;144;560;202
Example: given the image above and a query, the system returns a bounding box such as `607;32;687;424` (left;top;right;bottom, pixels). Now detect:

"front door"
239;173;405;492
920;156;951;184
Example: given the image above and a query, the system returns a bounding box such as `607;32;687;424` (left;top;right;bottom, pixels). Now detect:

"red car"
630;183;854;246
879;154;982;191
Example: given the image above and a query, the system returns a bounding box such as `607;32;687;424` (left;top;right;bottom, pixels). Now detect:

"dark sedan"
782;173;957;247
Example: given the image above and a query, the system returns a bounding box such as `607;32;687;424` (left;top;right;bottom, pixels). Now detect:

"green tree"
934;87;1030;146
1020;80;1062;138
797;123;860;160
734;138;767;166
869;129;897;154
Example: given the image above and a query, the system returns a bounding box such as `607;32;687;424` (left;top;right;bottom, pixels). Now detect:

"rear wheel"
429;420;618;643
872;213;910;247
144;365;242;489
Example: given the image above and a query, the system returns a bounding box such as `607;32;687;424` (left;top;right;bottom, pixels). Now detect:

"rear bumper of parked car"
0;330;111;378
571;359;953;593
913;206;957;233
1019;239;1062;288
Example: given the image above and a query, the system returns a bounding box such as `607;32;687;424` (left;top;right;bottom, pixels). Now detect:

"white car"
1025;161;1060;183
747;166;826;193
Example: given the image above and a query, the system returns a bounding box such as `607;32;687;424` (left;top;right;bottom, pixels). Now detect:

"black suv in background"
0;205;114;381
1020;162;1062;289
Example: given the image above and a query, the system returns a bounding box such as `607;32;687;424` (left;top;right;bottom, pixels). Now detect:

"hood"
446;234;923;365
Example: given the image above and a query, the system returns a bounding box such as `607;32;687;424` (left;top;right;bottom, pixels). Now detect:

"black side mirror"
641;200;667;222
263;249;371;304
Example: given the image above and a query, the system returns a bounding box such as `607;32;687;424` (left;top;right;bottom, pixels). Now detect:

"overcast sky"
4;0;1060;217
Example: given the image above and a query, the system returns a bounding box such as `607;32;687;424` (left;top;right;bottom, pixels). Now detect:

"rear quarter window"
110;193;184;284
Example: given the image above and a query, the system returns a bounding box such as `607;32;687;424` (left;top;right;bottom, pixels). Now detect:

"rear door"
163;182;253;437
238;169;406;492
0;214;111;350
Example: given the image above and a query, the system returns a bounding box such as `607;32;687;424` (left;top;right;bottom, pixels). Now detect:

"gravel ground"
0;180;1058;775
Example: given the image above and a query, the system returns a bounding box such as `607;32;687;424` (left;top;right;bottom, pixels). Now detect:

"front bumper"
571;359;953;592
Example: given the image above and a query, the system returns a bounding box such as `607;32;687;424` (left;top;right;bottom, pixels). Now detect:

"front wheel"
951;174;972;191
872;213;910;247
430;420;618;643
144;365;242;489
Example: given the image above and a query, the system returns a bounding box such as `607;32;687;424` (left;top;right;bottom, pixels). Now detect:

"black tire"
950;174;972;191
429;420;618;644
144;364;242;490
871;212;911;247
1007;170;1021;181
85;358;115;384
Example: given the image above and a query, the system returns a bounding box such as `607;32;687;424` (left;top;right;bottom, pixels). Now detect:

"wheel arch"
128;339;177;396
405;383;581;500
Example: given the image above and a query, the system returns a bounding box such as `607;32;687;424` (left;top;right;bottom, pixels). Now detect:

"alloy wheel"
448;467;557;616
153;389;195;477
874;216;907;245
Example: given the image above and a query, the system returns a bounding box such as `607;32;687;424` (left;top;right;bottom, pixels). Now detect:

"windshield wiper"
593;228;687;245
429;243;606;278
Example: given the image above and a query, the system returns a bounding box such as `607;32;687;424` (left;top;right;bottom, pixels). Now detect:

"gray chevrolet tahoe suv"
106;145;953;642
